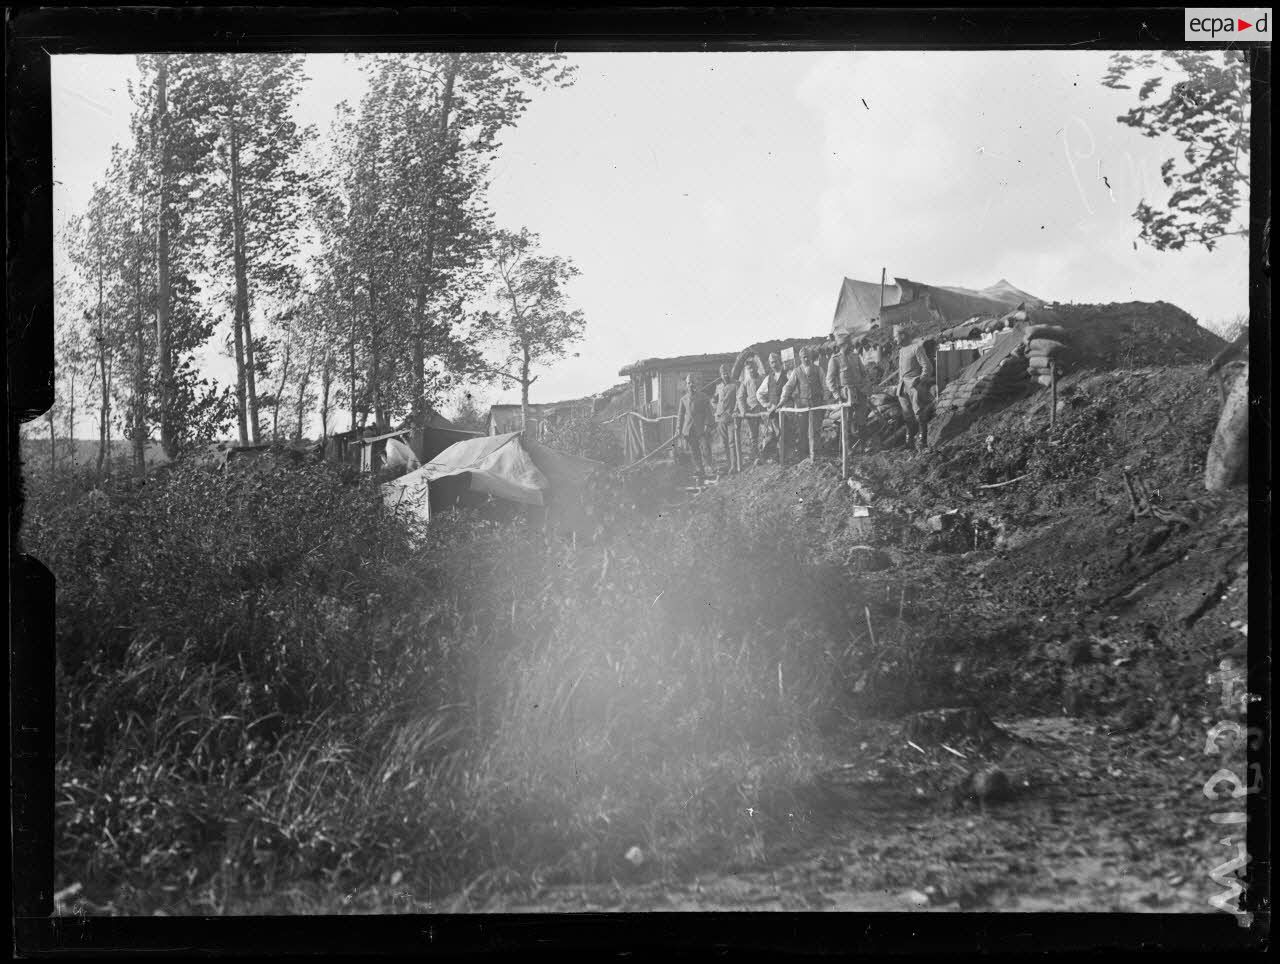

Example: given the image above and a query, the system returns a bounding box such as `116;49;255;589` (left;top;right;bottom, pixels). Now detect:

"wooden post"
779;411;787;467
879;267;887;324
1050;364;1058;429
840;400;848;480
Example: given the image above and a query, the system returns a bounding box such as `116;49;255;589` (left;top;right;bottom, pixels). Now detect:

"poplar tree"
482;228;586;429
182;53;311;443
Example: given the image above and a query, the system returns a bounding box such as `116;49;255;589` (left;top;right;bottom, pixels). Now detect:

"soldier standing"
712;363;741;474
675;375;713;480
734;350;766;466
895;333;937;452
826;331;872;454
777;346;826;463
755;351;787;462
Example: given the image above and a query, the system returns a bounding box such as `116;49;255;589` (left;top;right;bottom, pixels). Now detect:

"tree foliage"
305;54;576;433
52;52;580;474
542;415;622;465
481;227;586;418
1102;51;1250;251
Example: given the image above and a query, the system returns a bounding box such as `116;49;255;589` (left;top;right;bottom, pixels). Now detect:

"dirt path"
475;716;1236;913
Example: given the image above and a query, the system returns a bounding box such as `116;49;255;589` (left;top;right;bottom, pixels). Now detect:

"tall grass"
26;458;866;913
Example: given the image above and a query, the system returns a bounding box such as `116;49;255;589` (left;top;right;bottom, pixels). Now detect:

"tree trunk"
132;259;146;475
319;350;333;440
232;290;249;443
368;275;384;430
411;54;460;412
95;263;109;481
412;286;427;421
66;367;76;459
1205;360;1249;491
229;121;260;443
294;352;312;440
271;343;291;441
154;56;176;459
520;345;531;434
348;293;358;433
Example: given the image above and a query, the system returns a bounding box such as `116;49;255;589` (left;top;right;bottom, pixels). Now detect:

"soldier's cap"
833;331;851;347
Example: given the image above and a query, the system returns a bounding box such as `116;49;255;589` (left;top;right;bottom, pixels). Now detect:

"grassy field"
24;456;864;914
19;437;170;477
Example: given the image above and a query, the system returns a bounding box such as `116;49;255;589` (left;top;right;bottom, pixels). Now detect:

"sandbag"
1023;324;1069;342
1026;357;1056;371
1204;362;1248;490
1027;338;1070;356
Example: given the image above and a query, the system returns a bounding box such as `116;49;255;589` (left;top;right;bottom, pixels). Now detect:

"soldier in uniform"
755;351;787;462
826;331;871;454
712;363;741;473
734;349;766;466
675;375;713;480
896;334;937;452
776;345;826;462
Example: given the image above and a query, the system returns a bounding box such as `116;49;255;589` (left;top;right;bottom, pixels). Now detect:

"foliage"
32;455;862;913
481;227;587;408
308;54;577;431
541;415;622;465
1102;51;1250;251
448;391;490;434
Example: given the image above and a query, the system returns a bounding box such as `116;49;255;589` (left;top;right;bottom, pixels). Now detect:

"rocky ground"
469;362;1258;915
479;715;1243;913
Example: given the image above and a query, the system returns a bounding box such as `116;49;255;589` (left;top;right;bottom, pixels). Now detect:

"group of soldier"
674;329;939;479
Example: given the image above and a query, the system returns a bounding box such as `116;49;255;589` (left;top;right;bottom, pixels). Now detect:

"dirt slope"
466;357;1254;916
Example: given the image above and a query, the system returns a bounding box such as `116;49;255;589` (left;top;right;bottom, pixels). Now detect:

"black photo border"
7;4;1271;957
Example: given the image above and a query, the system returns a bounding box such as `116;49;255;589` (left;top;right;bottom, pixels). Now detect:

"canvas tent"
831;278;905;338
382;431;606;526
831;275;1043;340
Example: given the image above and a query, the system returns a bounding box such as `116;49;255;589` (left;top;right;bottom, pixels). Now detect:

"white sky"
52;51;1249;428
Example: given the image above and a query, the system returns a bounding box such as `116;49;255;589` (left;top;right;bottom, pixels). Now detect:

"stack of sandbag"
869;391;901;421
866;392;906;447
1022;323;1071;388
927;328;1033;445
934;347;1028;418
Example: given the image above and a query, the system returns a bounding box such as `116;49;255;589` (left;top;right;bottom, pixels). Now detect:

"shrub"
541;415;623;465
28;453;863;913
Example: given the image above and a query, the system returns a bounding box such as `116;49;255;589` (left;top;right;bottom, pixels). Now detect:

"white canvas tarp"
384;436;421;472
383;431;611;525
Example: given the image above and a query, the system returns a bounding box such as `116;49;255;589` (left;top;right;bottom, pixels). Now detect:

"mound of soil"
698;362;1243;724
1024;302;1225;370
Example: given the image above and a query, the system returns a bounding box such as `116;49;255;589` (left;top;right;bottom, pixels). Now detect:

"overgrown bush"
541;415;623;465
27;455;863;913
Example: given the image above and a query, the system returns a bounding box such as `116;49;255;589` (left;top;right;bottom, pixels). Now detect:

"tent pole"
1050;364;1058;429
879;267;887;325
840;400;848;480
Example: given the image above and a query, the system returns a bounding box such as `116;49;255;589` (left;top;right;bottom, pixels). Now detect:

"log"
1023;324;1070;342
1027;338;1070;356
